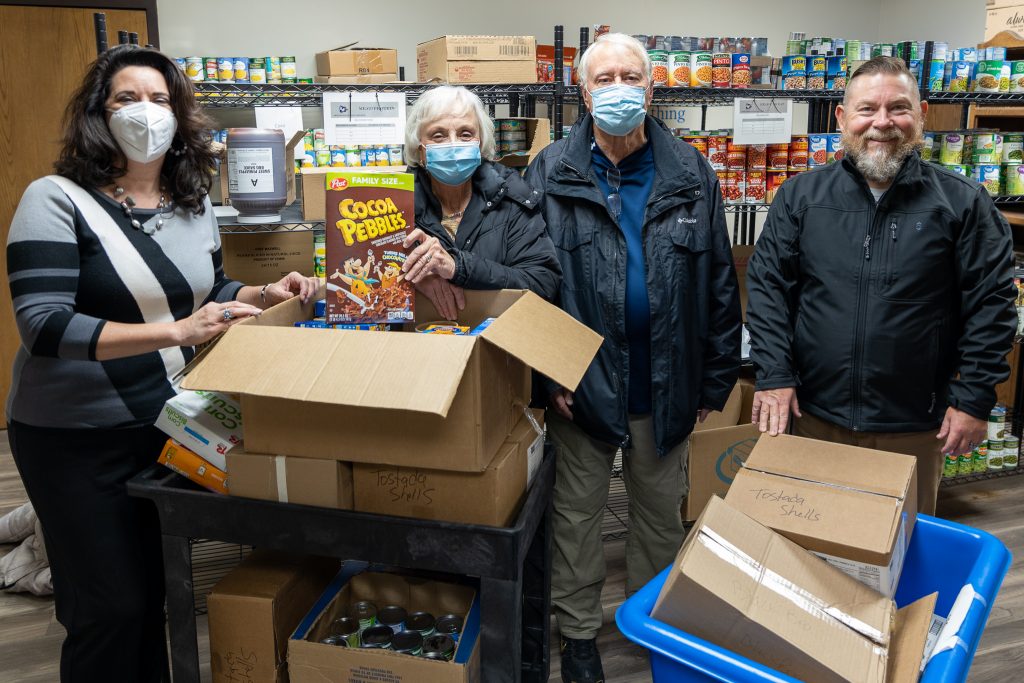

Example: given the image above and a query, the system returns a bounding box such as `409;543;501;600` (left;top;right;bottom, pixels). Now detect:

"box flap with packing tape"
353;409;545;526
208;550;338;683
725;433;917;598
315;46;398;75
683;380;761;520
289;568;480;683
182;289;601;472
227;450;354;509
651;496;935;683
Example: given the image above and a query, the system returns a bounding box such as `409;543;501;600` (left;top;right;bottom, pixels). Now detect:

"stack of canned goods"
649;50;756;89
297;128;404;169
494;119;529;155
922;130;1024;196
778;54;849;91
942;406;1020;479
176;55;310;84
634;35;769;56
318;599;465;659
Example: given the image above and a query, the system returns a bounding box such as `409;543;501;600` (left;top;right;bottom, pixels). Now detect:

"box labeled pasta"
324;171;415;325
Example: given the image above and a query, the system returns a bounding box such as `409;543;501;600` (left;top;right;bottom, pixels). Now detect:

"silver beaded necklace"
113;185;171;236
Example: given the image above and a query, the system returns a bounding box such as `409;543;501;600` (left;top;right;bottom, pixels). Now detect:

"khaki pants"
547;413;688;639
792;411;944;515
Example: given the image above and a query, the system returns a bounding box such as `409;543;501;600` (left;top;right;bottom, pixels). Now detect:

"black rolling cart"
127;447;554;683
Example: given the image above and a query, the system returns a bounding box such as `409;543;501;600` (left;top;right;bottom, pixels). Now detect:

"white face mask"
107;101;177;163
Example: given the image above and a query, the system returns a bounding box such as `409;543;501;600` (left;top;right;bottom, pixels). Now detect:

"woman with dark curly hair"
5;45;318;681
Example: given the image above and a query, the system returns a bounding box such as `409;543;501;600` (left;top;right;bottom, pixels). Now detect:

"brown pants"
792;412;943;515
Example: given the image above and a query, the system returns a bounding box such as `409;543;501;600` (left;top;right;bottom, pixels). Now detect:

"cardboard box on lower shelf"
683;380;761;520
496;118;551;169
652;496;935;683
289;569;480;683
209;550;339;683
725;433;917;598
227;450;354;509
353;410;544;525
181;289;601;473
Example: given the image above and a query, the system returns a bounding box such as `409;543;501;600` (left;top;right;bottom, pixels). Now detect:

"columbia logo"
678;217;698;224
915;221;923;231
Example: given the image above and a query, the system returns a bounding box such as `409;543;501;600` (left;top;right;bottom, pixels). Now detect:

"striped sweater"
6;176;243;428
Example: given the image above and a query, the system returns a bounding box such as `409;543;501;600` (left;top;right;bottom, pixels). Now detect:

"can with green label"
989;442;1005;470
972;444;989;474
989;406;1007;441
975;61;1003;92
943;452;960;478
958;451;974;476
1004;434;1020;468
1003;134;1024;163
1005;164;1024;195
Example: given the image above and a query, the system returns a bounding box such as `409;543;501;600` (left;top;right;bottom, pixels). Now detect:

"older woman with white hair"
399;85;560;318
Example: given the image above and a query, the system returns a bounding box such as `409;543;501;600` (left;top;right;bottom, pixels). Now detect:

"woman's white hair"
403;85;496;167
577;33;652;87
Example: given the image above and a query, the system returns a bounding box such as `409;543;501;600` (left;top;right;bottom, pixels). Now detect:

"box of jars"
289;568;479;682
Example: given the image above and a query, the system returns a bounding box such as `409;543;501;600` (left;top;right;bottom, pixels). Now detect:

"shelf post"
554;25;564;141
93;12;107;56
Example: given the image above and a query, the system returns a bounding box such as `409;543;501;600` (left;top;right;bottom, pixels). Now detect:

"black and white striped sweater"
6;176;243;429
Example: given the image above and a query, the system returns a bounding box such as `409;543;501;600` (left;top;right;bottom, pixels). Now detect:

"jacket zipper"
851;202;885;431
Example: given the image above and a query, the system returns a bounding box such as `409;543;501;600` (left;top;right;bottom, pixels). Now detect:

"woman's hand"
176;301;263;346
415;275;465;321
262;272;322;308
402;229;456;283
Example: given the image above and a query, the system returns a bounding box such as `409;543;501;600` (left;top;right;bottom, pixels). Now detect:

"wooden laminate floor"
1;434;1022;682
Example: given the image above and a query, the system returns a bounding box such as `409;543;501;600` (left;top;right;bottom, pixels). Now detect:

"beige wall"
877;0;987;52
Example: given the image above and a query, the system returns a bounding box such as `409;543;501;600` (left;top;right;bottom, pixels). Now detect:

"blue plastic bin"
616;514;1011;683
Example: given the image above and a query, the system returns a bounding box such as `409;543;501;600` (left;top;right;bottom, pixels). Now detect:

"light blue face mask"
424;141;482;186
588;84;648;136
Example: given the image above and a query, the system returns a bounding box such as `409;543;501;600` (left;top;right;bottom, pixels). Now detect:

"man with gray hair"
527;33;741;682
747;56;1016;516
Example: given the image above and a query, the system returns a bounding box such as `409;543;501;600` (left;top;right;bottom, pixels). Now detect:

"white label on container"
811;513;908;598
228;147;275;194
922;614;947;672
526;433;544;488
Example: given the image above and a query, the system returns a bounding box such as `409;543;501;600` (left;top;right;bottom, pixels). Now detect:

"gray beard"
849;146;913;183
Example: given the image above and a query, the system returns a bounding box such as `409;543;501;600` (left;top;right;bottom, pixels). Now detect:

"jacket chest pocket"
554;223;595;291
877;212;954;302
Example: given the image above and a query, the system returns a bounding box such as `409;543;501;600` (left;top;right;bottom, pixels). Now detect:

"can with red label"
746;170;767;204
726;138;747;171
789;135;809;169
766;170;788;203
767;143;789;169
827;134;844;163
808;134;829;167
747;144;767;170
712;53;732;88
725;169;746;205
716;170;728;200
707;134;728;170
683;134;708;159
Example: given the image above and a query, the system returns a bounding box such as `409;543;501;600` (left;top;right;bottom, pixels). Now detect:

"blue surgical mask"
424;142;482;186
588;84;648;136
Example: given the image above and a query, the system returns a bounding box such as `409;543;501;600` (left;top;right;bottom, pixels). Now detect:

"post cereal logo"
715;437;758;485
330;177;349;190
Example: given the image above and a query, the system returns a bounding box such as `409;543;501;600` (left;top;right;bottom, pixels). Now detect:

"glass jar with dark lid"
434;614;464;642
328;616;361;647
390;630;423;655
422;651;448;661
347;601;377;630
377;605;407;633
359;625;393;649
422;634;456;661
405;611;436;637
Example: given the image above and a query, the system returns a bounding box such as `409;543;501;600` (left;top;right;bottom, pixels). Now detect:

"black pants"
9;421;170;683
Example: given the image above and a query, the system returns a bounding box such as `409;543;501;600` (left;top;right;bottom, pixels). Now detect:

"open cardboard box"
316;46;398;75
653;496;936;683
725;433;918;598
496;117;551;169
181;289;602;472
289;569;480;683
227;450;354;509
683;379;761;521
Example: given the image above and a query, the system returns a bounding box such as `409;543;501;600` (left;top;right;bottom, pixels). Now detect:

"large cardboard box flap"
183;319;476;417
653;496;896;683
477;290;602;392
725;433;917;567
889;593;938;683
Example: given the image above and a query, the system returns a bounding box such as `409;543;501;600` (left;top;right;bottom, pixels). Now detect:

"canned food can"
499;119;525;131
690;52;712;87
872;43;894;58
943;452;959;478
826;134;844;163
939;133;964;164
391;630;423;655
766;170;787;203
808;134;828;167
712;53;732;88
248;57;267;84
984;46;1008;61
785;40;804;56
330;148;346;167
789;135;809;168
767;143;789;169
826;56;847;90
716;170;728;200
374;146;389;166
1011;62;1024;92
349;601;378;631
266;56;282;83
932;42;949;62
973;445;989;474
781;55;807;90
807;69;826;90
707;134;728;170
649;51;669;86
329;616;362;647
204;57;219;82
973;132;1003;161
683;134;708;158
434;614;464;643
388;146;404;165
280;56;297;81
300;151;315;168
731;54;751;88
377;605;407;634
928;60;945;91
668;52;691;87
1001;62;1012;92
975;61;1002;92
745;170;766;204
724;170;745;205
217;58;234;83
942;163;971;177
726;140;747;171
989;407;1007;441
232;58;249;83
973;164;1001;196
989;444;1005;470
406;611;436;637
314;232;326;279
947;61;972;92
345;147;361;166
360;625;393;649
422;634;456;661
1006;164;1024;195
360;145;376;166
175;57;187;70
185;57;205;82
1004;435;1020;468
315;149;331;167
747;144;767;170
957;451;973;476
423;651;449;661
921;132;936;162
320;635;349;646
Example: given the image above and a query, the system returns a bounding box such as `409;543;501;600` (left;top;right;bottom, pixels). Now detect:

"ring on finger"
223;309;234;321
425;253;433;264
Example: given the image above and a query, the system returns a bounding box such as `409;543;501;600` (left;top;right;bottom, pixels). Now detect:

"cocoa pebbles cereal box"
325;171;415;325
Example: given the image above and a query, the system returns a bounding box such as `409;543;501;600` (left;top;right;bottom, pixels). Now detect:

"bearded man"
745;56;1016;515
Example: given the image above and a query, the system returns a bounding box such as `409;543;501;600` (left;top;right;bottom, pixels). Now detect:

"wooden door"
0;6;149;426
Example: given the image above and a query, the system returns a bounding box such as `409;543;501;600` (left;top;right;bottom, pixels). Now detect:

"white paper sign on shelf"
254;106;306;160
732;98;794;145
322;92;406;146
